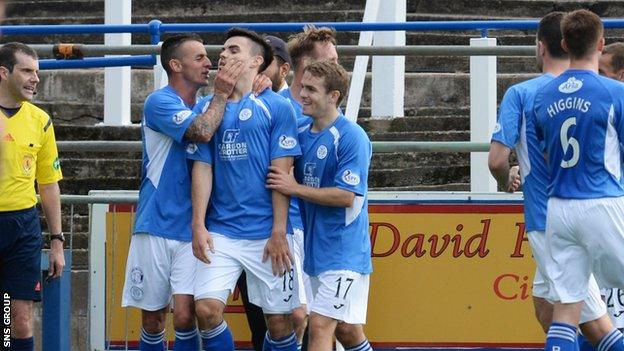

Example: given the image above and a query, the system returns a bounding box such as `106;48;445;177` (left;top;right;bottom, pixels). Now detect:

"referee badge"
22;153;34;175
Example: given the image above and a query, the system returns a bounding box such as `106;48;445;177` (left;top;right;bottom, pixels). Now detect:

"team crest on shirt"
131;286;144;300
558;77;583;94
279;135;297;150
130;267;144;285
316;145;328;159
172;110;192;124
22;153;34;175
492;123;501;134
342;170;360;186
239;108;252;121
186;143;198;155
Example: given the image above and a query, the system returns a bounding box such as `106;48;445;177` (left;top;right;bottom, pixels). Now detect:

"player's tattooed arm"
184;61;244;143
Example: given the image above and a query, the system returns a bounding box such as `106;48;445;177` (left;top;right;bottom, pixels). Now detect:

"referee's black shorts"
0;206;43;301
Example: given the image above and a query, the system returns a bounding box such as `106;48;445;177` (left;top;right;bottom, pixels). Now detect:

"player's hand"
263;232;293;276
48;240;65;279
266;165;298;196
213;60;244;98
506;165;521;193
252;73;272;96
192;225;215;264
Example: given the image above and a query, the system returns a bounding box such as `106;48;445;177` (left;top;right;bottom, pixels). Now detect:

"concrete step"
36;70;535;123
55;124;141;140
371;152;469;169
6;0;102;19
60;158;141;179
359;115;470;132
369;165;470;187
367;130;469;141
370;183;470;191
60;176;141;195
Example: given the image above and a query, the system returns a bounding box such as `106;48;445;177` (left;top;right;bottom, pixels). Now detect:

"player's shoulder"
509;74;552;97
594;73;624;94
22;102;52;128
251;90;294;120
146;86;182;106
334;116;370;143
255;89;289;107
23;101;50;119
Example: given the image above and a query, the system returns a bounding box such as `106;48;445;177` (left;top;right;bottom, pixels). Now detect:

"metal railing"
26;43;538;58
2;19;623;69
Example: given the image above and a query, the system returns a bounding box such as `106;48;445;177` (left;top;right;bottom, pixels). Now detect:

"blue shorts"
0;206;43;301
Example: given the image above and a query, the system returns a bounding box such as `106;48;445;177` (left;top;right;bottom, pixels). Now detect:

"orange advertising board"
103;195;543;350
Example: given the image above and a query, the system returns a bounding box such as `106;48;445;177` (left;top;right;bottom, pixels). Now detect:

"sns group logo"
279;135;297;150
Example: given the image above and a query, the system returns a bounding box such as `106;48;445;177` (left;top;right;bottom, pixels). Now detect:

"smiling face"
1;52;40;103
299;70;337;119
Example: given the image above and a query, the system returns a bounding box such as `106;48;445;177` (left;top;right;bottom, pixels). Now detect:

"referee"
0;42;65;351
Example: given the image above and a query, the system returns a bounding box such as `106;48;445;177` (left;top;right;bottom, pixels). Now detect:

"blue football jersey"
134;85;199;241
491;74;553;232
534;69;624;199
192;90;301;239
279;88;309;232
295;115;373;276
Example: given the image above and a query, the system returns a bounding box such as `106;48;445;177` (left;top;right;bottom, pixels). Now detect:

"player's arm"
263;156;294;276
184;61;244;143
37;120;65;278
191;160;214;264
38;181;65;278
488;141;520;192
266;167;354;207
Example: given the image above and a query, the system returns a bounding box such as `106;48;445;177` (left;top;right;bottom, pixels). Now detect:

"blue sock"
200;320;234;351
9;337;34;351
297;342;303;351
346;339;373;351
597;329;624;351
578;333;594;351
140;328;166;351
174;327;200;351
546;323;578;351
263;331;298;351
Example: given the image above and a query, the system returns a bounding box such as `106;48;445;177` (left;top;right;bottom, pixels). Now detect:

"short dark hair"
537;12;567;59
603;42;624;72
288;25;337;70
561;9;603;60
304;60;349;106
160;34;203;76
226;27;273;72
0;42;38;73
